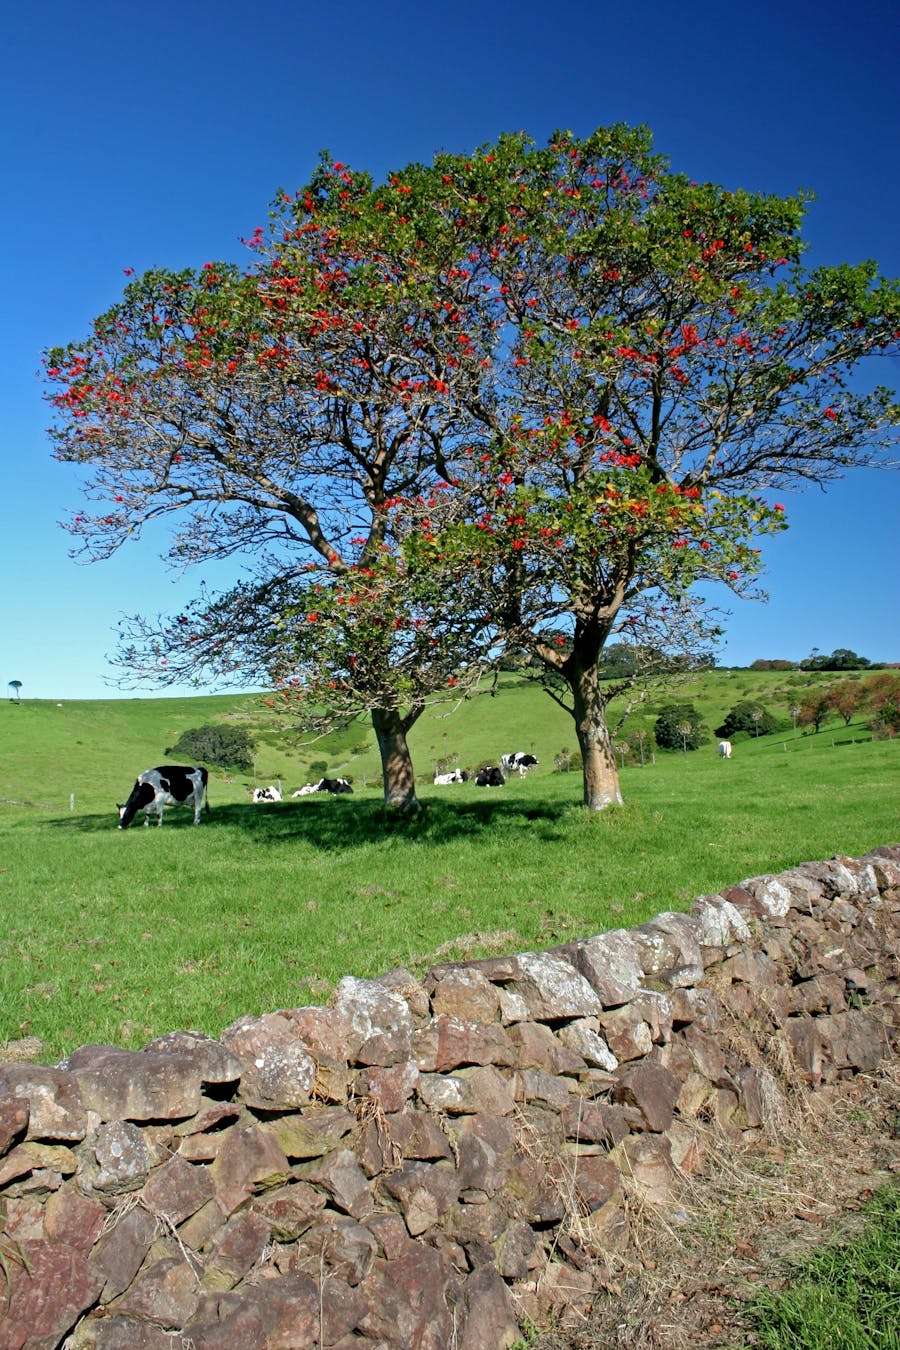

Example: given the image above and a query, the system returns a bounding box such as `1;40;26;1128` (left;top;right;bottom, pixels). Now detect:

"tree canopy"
45;126;899;810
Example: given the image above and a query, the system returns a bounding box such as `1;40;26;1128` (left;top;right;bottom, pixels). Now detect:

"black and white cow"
433;769;469;785
475;766;505;787
118;766;208;828
500;751;539;778
252;784;283;803
293;777;353;796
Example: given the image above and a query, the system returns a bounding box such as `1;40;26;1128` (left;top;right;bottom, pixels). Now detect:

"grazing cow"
717;740;733;760
500;751;539;778
433;769;469;785
118;765;208;829
252;784;283;803
475;766;505;787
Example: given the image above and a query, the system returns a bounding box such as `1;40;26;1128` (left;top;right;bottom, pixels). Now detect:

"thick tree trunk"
569;660;624;811
371;707;421;813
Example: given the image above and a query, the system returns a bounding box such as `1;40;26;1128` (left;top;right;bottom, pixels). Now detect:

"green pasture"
1;678;897;1062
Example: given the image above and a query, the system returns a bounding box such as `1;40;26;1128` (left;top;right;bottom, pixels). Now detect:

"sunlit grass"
742;1185;900;1349
1;685;897;1060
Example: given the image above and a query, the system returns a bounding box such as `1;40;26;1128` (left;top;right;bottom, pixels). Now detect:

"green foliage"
715;700;779;739
166;724;256;770
654;703;707;751
801;648;872;671
743;1184;899;1349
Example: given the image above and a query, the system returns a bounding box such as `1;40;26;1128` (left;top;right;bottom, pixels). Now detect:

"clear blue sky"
2;0;897;700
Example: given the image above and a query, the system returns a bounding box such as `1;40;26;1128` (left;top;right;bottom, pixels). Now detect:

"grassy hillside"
1;673;896;1061
0;666;874;810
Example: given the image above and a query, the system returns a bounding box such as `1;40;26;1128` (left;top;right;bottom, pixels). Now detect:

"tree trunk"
569;660;624;811
371;706;421;813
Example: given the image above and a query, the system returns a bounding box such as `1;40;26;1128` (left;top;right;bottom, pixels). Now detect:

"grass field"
1;674;897;1061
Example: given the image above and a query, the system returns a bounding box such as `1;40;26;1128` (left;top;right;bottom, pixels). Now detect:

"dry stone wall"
1;848;898;1349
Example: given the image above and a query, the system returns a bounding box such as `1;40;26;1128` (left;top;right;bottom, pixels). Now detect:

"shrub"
165;724;256;770
715;701;778;739
654;703;707;751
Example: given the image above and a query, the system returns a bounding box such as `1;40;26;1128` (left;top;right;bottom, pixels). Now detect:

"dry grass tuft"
526;1061;900;1349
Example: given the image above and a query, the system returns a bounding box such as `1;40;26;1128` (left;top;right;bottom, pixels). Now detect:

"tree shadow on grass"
42;793;583;850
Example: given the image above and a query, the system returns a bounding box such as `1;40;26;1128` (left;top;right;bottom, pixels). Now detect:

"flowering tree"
378;127;899;806
45;160;496;812
46;127;898;812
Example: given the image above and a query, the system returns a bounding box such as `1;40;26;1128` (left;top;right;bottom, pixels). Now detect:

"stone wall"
1;848;898;1350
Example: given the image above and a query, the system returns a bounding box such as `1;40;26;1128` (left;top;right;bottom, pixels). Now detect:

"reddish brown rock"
67;1044;227;1122
201;1211;272;1291
1;1237;104;1348
141;1153;215;1225
416;1064;515;1115
90;1203;159;1301
613;1062;680;1132
69;1314;177;1348
453;1264;521;1349
249;1181;326;1240
506;1019;586;1073
428;967;502;1023
288;1214;379;1285
208;1122;292;1216
180;1273;319;1347
43;1185;106;1251
355;1245;455;1347
112;1255;201;1329
356;1060;419;1112
448;1113;517;1193
412;1015;516;1072
380;1160;461;1235
0;1096;28;1158
265;1104;353;1159
296;1146;374;1219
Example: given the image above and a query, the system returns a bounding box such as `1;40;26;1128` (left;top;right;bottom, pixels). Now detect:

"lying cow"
253;784;283;803
475;766;505;787
293;777;353;796
500;751;539;777
717;740;733;759
118;765;208;828
434;769;469;785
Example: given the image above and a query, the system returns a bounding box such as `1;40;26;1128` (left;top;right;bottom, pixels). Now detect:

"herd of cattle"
116;743;733;827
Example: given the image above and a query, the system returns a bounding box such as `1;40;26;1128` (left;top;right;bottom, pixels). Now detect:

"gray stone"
0;1064;87;1141
556;930;643;1006
220;1012;316;1109
331;976;414;1064
92;1121;152;1194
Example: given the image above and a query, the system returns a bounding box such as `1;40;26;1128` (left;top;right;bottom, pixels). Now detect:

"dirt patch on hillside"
528;1062;899;1349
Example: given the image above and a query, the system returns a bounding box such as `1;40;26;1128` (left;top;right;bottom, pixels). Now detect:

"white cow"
253;784;283;803
292;783;320;796
717;740;733;759
434;769;469;785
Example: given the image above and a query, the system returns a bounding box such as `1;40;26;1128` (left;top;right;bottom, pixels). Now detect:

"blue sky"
2;0;897;700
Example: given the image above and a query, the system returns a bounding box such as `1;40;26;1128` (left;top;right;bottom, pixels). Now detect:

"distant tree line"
749;649;884;672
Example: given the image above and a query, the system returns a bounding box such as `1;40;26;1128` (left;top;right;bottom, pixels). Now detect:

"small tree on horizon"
7;680;22;703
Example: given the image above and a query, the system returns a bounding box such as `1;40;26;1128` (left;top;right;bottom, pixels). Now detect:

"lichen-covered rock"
220;1012;316;1109
555;929;643;1006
